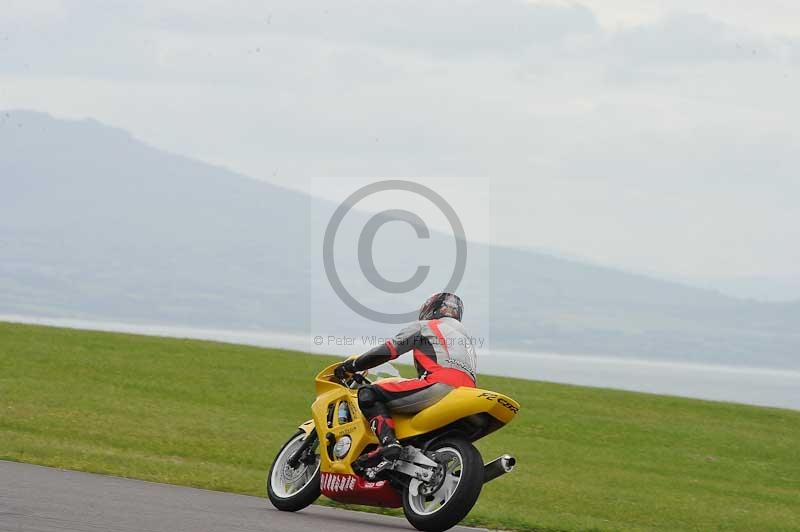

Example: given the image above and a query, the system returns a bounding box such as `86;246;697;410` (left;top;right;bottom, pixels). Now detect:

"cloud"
1;1;799;278
0;1;790;83
148;1;601;53
0;1;602;83
607;12;769;66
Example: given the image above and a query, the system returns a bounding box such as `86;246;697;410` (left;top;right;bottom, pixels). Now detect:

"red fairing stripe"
385;339;398;359
320;473;403;508
321;473;358;493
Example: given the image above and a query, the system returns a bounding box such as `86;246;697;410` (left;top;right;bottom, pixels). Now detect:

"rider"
334;292;477;466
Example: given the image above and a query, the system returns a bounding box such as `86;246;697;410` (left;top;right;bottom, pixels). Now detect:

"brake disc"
419;465;446;495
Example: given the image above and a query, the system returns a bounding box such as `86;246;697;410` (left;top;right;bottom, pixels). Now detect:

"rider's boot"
354;414;401;469
371;414;402;460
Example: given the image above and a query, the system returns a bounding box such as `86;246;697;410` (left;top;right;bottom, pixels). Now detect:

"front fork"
287;430;319;468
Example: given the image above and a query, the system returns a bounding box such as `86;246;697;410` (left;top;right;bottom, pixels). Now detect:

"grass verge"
1;322;799;531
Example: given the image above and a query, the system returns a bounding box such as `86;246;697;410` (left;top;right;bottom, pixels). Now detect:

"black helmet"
418;292;463;321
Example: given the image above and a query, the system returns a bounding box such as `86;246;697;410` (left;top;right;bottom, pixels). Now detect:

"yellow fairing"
393;387;518;439
308;363;520;476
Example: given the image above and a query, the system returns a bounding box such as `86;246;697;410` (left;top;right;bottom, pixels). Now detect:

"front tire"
267;430;320;512
402;438;483;532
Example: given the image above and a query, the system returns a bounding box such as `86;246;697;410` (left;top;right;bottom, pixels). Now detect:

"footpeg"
364;459;394;480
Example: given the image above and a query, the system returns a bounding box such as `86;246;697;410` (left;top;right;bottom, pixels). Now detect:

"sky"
1;0;799;281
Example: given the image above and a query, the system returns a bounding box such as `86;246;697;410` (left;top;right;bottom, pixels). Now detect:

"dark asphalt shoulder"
0;460;486;532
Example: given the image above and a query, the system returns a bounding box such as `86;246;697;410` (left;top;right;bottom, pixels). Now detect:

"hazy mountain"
683;275;800;303
2;110;798;369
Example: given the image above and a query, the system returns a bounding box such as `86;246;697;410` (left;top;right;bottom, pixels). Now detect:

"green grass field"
1;322;799;531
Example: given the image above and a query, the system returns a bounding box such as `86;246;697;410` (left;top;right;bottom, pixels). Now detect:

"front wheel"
402;438;483;532
267;430;320;511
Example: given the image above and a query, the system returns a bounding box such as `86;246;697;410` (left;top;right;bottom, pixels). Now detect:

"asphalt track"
0;461;486;532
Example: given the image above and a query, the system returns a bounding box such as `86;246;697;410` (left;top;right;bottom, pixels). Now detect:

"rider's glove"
334;358;357;381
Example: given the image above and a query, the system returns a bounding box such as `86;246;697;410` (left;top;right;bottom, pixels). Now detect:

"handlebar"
338;371;370;387
352;373;369;385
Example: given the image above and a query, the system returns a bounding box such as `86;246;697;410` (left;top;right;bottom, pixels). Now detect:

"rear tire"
267;430;320;512
402;437;483;531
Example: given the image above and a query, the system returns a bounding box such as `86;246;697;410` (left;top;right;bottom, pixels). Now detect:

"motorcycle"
266;362;519;532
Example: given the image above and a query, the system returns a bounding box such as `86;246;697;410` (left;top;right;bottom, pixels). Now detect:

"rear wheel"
267;430;320;511
402;438;483;531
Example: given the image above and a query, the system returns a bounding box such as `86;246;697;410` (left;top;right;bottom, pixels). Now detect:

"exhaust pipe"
483;454;516;483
